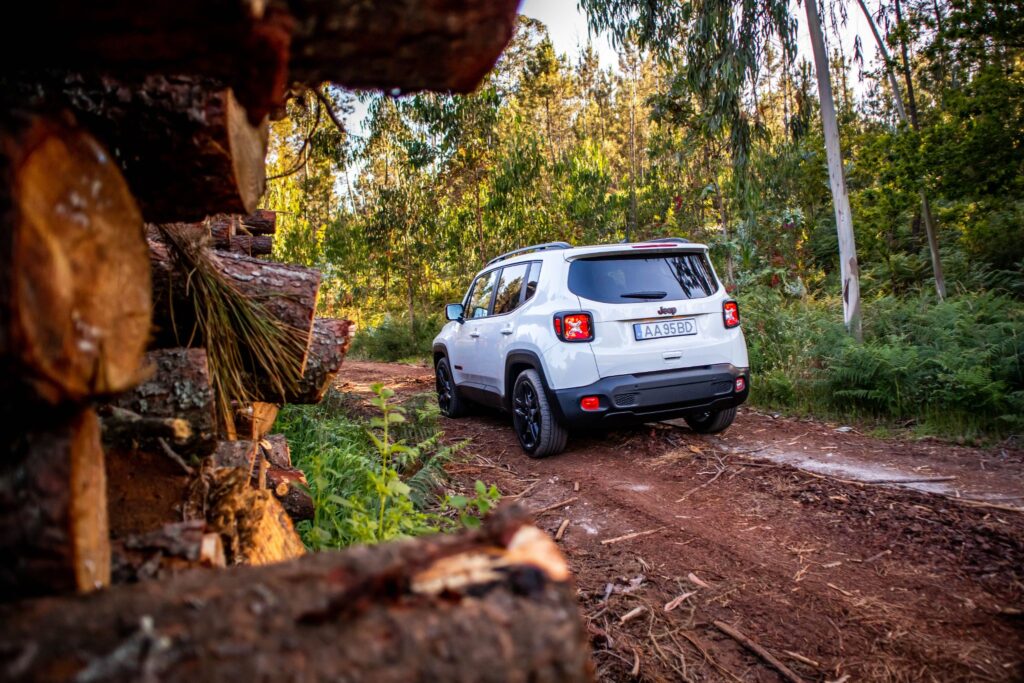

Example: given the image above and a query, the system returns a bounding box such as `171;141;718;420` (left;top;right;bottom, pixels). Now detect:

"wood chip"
619;605;647;624
827;583;854;597
784;650;821;668
664;590;697;612
573;481;580;492
687;572;711;589
599;527;665;545
555;518;570;541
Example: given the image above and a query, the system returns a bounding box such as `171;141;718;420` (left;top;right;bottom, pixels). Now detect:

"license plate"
633;318;697;341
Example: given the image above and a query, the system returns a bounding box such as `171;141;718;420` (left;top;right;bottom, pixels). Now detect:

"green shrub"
740;287;1024;439
274;386;498;550
349;312;441;363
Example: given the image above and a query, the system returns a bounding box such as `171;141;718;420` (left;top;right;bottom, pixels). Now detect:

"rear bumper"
551;364;749;428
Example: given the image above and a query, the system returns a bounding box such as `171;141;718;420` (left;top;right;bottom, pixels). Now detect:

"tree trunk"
149;235;321;367
805;0;863;340
0;409;110;600
108;349;218;457
854;0;946;300
33;74;270;222
0;512;589;683
252;318;351;404
0;109;151;407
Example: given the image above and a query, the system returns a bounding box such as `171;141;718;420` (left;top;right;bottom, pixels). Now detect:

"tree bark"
252;318;351;404
0;512;590;683
224;234;274;256
108;349;218;457
149;235;321;369
32;74;270;222
0;0;520;115
238;209;277;235
234;403;280;442
111;519;226;584
0;109;151;407
805;0;863;340
0;409;110;600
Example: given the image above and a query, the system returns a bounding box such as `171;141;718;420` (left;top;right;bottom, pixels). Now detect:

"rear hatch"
567;247;733;377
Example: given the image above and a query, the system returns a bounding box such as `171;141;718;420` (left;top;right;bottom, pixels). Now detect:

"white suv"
432;239;750;457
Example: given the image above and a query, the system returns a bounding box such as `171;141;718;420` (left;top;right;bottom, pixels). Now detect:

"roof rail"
645;237;690;244
485;241;572;267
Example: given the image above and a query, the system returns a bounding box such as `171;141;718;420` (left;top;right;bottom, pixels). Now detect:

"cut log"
255;317;352;403
225;234;274;256
0;409;109;599
34;74;270;222
239;208;276;235
235;402;280;442
210;440;259;474
112;520;226;584
185;462;305;566
0;1;291;122
149;235;321;370
0;511;590;682
0;109;150;406
107;348;217;457
260;433;291;468
262;464;314;522
0;0;520;102
287;0;522;93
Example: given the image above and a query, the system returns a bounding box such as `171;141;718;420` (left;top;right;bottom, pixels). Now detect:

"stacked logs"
0;1;590;680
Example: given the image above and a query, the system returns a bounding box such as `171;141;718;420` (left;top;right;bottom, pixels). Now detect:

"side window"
523;261;541;303
467;270;499;319
493;263;529;315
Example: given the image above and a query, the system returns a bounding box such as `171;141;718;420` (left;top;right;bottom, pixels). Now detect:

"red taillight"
723;300;740;329
580;396;601;411
554;312;594;342
735;376;746;393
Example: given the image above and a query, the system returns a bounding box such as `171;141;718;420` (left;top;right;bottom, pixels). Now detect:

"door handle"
500;326;514;335
469;331;481;338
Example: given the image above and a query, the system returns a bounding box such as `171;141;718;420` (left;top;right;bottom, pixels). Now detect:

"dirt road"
339;361;1024;682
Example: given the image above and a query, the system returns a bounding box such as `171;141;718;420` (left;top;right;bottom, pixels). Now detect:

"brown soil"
339;361;1024;682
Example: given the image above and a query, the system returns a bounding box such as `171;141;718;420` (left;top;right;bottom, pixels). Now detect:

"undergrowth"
274;385;499;550
741;287;1024;441
349;313;439;364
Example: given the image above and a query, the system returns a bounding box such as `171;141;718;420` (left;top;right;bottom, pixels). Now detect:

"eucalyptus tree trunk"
855;0;946;301
805;0;862;340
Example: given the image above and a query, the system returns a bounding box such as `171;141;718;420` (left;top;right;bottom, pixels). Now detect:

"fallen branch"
531;497;578;517
713;620;805;683
555;519;570;541
676;465;727;502
619;605;647;624
600;527;666;546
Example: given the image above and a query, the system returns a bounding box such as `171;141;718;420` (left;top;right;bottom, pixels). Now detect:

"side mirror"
445;303;464;322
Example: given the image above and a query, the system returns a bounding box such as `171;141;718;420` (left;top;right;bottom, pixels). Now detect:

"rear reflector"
735;376;746;393
580;396;601;411
554;312;594;342
723;300;740;328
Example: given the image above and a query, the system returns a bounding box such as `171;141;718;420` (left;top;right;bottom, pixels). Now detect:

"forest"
264;0;1023;440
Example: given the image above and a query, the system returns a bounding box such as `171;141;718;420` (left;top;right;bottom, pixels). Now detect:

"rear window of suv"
568;253;718;303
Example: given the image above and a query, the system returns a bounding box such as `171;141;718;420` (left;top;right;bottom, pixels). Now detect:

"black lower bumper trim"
552;364;749;428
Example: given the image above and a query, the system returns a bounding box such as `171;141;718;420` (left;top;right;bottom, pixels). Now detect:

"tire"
511;369;568;458
435;357;467;418
684;406;737;434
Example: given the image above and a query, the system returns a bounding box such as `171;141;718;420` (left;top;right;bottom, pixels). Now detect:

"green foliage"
743;288;1024;438
264;4;1024;440
274;387;497;550
349;313;440;363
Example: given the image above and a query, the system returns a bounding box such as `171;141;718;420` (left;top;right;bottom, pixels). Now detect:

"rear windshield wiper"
620;290;668;299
